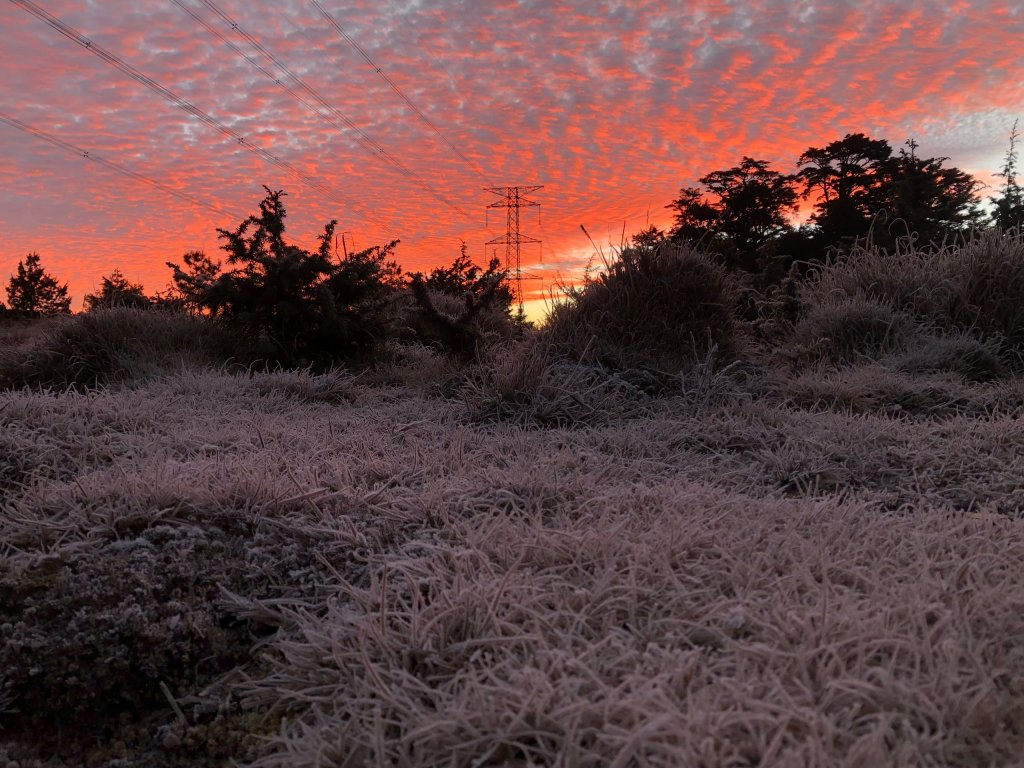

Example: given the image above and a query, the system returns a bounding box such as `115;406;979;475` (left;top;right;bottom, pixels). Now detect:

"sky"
2;0;1022;318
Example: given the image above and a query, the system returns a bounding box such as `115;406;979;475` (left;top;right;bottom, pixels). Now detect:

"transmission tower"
485;185;543;308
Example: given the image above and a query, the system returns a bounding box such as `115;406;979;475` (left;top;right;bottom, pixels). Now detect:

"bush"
799;230;1024;364
543;242;740;373
0;308;241;390
406;249;518;360
83;269;152;311
171;187;403;367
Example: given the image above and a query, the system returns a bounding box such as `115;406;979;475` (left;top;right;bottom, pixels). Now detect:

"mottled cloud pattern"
1;0;1021;310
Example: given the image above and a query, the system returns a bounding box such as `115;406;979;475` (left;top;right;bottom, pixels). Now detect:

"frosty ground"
3;349;1024;767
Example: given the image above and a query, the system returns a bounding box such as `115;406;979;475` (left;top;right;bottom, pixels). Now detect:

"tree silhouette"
175;186;402;365
882;140;982;245
630;225;667;248
83;270;151;311
6;252;71;316
666;187;719;245
668;157;798;270
165;250;222;314
991;120;1024;230
797;133;893;243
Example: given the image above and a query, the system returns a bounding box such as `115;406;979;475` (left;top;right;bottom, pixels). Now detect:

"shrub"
407;268;518;360
171;187;403;367
83;269;152;311
403;247;518;360
543;241;740;373
0;308;240;390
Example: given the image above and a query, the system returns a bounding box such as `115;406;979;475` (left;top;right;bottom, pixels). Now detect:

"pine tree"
83;270;151;311
6;252;72;316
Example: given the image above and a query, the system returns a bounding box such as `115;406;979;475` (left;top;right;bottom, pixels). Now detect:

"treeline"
639;127;1022;279
0;187;519;366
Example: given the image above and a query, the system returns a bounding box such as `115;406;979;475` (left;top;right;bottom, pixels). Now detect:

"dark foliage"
167;187;402;367
798;132;894;245
164;250;222;314
84;269;152;311
882;139;983;247
408;245;516;359
662;135;983;291
667;157;799;271
5;252;72;316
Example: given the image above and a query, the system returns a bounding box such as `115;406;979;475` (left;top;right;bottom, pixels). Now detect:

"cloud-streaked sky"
2;0;1022;314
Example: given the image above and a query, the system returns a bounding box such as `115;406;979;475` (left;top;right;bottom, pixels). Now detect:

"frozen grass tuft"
544;241;741;374
0;308;242;390
460;339;655;427
787;296;911;366
799;229;1024;364
245;494;1024;768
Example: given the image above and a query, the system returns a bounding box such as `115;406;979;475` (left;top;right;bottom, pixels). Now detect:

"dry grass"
798;229;1024;364
543;242;741;374
0;307;243;390
3;355;1024;766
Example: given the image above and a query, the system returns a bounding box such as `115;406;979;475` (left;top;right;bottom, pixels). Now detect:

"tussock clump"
544;242;740;373
246;367;365;404
777;364;986;418
361;340;463;390
800;230;1024;363
0;308;241;390
888;329;1006;381
788;296;910;366
946;230;1024;354
461;339;653;426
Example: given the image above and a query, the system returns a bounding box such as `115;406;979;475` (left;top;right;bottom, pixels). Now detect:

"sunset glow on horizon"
2;0;1022;318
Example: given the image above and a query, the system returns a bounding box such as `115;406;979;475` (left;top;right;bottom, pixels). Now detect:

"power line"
180;0;473;220
0;108;237;217
169;0;326;118
309;0;492;185
8;0;392;230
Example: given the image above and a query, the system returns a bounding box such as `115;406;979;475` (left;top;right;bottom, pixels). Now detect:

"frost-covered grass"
3;355;1024;767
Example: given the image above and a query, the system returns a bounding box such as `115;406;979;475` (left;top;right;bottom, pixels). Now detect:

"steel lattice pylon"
485;185;542;308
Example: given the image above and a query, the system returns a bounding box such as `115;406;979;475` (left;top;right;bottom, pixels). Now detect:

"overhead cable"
184;0;474;220
8;0;394;230
0;108;235;217
310;0;492;185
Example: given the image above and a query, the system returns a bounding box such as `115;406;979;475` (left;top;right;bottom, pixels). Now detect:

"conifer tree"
6;252;72;316
991;120;1024;230
83;270;151;311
